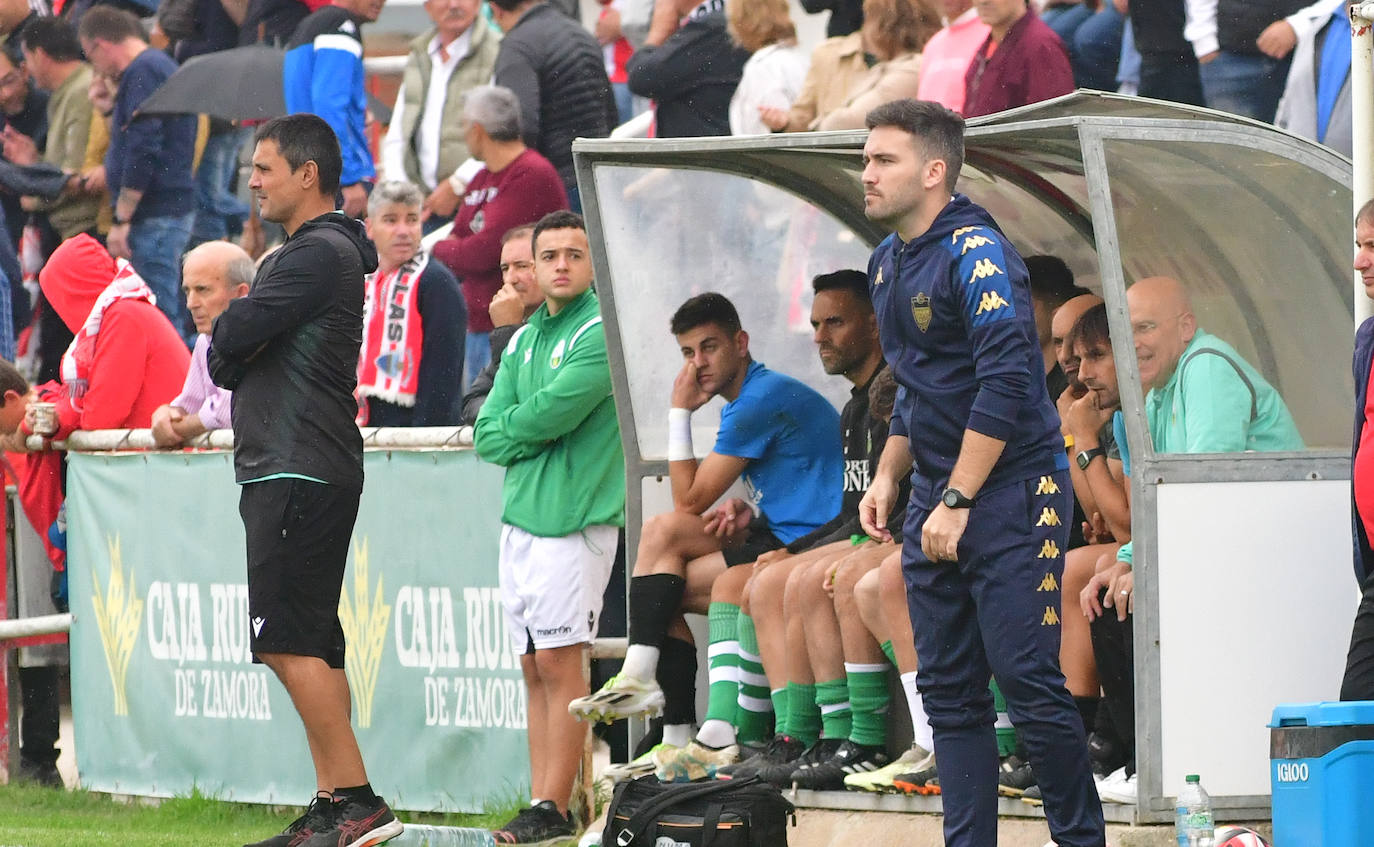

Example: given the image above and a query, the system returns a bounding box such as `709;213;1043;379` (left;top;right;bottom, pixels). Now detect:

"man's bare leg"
519;653;546;801
530;644;588;815
570;511;723;725
258;653;366;792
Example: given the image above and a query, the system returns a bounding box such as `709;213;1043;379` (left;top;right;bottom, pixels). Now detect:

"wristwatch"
941;487;975;509
1076;447;1106;471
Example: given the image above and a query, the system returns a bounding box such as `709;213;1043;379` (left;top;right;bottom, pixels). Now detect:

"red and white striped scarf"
357;251;427;409
60;259;156;408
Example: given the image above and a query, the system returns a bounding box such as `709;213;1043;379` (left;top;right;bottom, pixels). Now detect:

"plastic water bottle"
1175;774;1215;847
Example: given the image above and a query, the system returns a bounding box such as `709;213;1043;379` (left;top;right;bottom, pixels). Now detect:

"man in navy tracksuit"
858;99;1104;847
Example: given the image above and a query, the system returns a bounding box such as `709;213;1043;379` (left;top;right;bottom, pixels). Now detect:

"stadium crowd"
0;0;1364;843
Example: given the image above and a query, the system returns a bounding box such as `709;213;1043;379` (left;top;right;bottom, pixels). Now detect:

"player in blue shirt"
569;294;843;738
857;100;1104;847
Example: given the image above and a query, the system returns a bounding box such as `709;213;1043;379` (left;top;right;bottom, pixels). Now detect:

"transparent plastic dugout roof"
573;91;1355;465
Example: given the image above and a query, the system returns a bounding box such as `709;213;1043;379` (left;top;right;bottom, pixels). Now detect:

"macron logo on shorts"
252;616;266;637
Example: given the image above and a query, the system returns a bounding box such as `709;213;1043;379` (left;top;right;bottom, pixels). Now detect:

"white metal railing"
23;426;476;454
0;613;71;641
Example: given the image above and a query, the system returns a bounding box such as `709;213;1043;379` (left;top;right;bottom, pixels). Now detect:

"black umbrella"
138;45;395;125
0;160;71;199
138;45;287;122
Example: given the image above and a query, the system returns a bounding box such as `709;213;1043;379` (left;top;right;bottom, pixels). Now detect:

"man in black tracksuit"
209;114;402;847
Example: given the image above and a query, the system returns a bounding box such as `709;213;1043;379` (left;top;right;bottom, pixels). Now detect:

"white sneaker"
1097;766;1137;804
602;742;679;784
843;743;933;793
569;674;665;723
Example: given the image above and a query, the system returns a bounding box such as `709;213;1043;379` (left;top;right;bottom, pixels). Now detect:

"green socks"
785;681;821;746
815;678;851;741
704;602;741;725
880;639;898;668
991;678;1016;757
735;613;772;744
845;662;890;747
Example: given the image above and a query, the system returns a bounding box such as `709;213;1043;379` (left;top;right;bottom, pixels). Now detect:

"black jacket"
493;3;618;192
801;0;862;37
209;212;377;489
626;8;749;138
459;322;522;426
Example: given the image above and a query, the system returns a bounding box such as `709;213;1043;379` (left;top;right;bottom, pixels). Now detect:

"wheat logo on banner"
338;538;391;728
92;535;143;716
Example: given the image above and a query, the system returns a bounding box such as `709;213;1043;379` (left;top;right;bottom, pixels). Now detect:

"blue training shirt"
713;360;843;544
283;6;375;186
868;194;1066;504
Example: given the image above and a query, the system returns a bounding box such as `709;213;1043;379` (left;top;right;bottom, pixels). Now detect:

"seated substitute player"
653;269;889;782
569;293;843;741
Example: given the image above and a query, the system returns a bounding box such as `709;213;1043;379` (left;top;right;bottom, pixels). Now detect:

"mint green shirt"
1119;330;1303;567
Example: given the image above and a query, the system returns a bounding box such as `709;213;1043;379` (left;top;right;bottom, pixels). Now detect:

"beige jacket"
817;52;922;131
781;32;870;132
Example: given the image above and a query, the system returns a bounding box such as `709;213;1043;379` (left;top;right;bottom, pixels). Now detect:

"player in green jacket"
474;210;625;845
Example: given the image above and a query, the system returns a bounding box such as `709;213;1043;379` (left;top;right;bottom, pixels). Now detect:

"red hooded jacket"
37;235;189;440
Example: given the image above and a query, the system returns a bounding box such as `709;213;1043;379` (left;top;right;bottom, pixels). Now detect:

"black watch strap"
1076;447;1106;470
942;487;974;509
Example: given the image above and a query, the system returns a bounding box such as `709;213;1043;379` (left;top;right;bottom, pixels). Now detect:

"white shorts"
499;523;619;653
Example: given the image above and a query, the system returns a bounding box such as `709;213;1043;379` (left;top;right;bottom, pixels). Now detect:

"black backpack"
604;775;796;847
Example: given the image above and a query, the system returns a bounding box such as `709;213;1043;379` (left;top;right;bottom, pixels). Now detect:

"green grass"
0;782;529;847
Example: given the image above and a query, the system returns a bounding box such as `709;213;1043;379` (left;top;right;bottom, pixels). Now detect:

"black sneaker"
790;740;890;791
295;794;403;847
718;734;805;779
492;800;575;845
758;737;843;788
1021;783;1044;806
892;762;940;796
243;793;338;847
997;754;1036;797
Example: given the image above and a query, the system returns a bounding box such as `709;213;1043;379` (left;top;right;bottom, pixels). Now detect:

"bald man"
1126;276;1302;455
150;241;255;446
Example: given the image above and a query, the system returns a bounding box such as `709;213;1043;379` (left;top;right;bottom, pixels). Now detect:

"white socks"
901;670;935;751
695;719;737;749
621;645;660;683
662;723;693;748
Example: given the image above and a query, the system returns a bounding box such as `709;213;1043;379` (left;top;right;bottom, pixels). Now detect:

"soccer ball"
1213;827;1271;847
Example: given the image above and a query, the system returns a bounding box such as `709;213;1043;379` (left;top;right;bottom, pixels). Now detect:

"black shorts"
722;523;784;567
240;478;361;668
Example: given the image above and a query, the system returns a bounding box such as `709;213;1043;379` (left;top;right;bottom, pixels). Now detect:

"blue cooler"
1270;702;1374;847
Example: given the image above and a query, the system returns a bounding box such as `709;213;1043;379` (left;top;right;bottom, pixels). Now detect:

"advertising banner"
66;449;529;812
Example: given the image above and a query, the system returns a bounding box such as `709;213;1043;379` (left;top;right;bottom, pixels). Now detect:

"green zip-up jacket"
474;288;625;536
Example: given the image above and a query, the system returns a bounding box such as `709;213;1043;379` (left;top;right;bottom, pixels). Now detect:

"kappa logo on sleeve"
950;226;979;243
974;291;1010;315
967;258;1005;285
1036;573;1059;592
1041;606;1061;626
960;234;995;255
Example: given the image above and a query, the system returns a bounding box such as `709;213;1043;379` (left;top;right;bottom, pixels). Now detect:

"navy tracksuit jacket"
868;195;1106;847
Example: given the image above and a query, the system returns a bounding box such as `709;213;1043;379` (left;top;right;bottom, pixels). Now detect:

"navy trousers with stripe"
902;469;1105;847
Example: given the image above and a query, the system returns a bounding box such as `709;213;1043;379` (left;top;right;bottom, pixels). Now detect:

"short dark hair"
0;358;29;398
0;39;22;70
1359;198;1374;228
865;98;965;194
532;210;585;251
1066;302;1111;354
1026;255;1090;309
255;114;342;195
77;6;147;45
23;17;84;63
501;224;534;246
670;293;742;337
487;0;531;11
812;269;872;311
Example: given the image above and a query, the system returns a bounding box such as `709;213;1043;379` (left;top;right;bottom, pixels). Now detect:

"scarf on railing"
357;251;427;409
60;259;156;409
